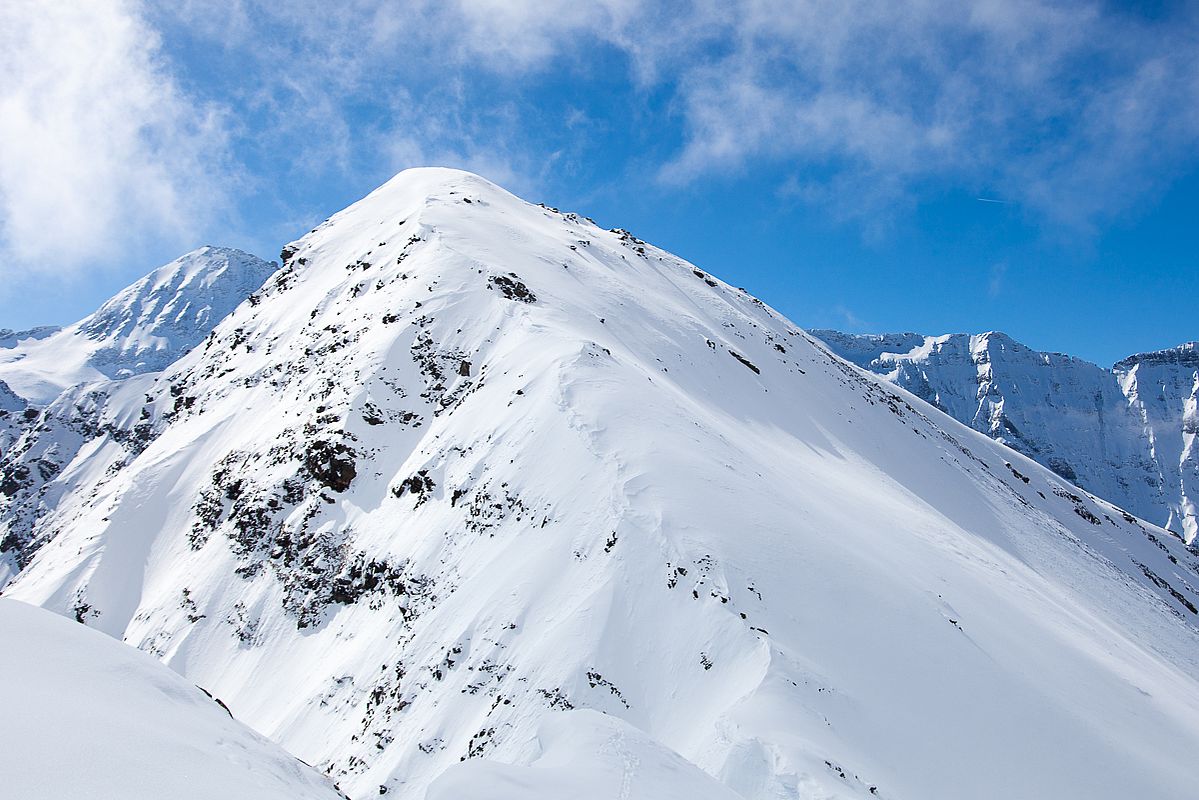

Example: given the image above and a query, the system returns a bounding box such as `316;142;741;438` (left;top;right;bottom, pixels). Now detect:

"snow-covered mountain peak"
79;245;277;376
0;246;275;403
5;174;1199;799
282;167;513;256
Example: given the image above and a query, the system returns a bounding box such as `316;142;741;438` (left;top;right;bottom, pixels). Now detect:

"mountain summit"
0;246;275;404
3;169;1199;799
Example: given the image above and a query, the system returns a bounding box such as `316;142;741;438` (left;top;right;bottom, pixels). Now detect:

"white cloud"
833;303;871;332
7;0;1193;286
0;0;230;277
653;1;1199;226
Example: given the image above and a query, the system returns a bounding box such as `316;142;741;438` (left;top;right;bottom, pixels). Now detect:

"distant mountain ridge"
0;246;275;405
811;330;1199;543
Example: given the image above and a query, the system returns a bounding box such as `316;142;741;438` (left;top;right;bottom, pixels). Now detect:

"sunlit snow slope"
0;598;345;799
0;246;275;404
4;169;1199;800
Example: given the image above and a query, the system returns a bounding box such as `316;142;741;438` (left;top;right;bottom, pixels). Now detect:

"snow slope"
0;246;275;404
0;597;345;799
0;380;27;456
3;169;1199;799
426;710;742;800
813;330;1199;543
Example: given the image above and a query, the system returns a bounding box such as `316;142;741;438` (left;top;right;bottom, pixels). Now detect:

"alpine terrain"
0;246;276;404
812;330;1199;544
0;597;345;799
2;169;1198;799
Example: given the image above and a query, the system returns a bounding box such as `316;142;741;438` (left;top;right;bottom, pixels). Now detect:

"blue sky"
1;1;1196;366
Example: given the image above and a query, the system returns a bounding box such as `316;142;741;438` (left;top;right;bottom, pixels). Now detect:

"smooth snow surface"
0;598;344;800
3;169;1199;799
812;330;1199;543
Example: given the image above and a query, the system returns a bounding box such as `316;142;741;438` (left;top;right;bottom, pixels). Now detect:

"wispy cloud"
988;262;1007;299
5;0;1197;286
652;1;1199;228
833;303;872;331
0;0;231;279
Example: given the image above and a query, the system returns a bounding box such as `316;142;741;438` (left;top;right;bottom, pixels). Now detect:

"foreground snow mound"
0;598;344;800
3;168;1199;799
428;710;742;800
812;330;1199;543
0;246;275;404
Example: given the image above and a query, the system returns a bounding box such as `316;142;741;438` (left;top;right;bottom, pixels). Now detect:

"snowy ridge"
812;329;1199;543
0;381;28;474
2;169;1199;799
0;598;346;799
0;246;275;404
0;326;59;350
0;247;275;583
1116;343;1199;541
0;380;23;414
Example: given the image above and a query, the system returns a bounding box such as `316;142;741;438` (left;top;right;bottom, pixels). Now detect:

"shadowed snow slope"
811;330;1199;544
0;598;344;799
0;246;275;404
3;169;1199;799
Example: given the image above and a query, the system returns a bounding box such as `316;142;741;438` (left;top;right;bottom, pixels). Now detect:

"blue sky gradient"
1;1;1195;366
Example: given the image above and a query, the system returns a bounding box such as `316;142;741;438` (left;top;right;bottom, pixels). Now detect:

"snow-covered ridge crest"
3;168;1199;799
812;328;1199;543
0;246;275;404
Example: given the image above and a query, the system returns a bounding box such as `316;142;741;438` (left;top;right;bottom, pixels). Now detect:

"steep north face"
812;330;1199;543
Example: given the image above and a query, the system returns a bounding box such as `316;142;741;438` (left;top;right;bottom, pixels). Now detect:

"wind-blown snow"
0;598;344;799
812;330;1199;543
3;169;1199;799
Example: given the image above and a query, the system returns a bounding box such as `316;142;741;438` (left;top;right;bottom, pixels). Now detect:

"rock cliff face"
2;170;1198;799
813;330;1199;543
